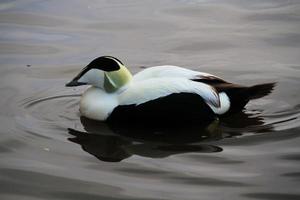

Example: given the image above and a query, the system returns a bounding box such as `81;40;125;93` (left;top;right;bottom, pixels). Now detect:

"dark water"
1;0;300;199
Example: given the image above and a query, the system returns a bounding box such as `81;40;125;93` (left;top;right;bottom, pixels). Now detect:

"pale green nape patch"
104;65;133;93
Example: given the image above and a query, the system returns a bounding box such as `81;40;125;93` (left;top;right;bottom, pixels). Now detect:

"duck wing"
132;65;275;115
119;77;220;108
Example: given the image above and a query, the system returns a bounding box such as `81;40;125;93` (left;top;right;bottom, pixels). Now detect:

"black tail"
246;82;276;100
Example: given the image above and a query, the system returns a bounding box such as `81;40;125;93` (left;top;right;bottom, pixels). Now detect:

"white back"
133;65;220;81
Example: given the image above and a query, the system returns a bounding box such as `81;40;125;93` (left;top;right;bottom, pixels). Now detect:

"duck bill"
65;79;87;87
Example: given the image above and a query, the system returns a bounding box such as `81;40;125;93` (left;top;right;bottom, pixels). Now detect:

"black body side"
107;92;217;129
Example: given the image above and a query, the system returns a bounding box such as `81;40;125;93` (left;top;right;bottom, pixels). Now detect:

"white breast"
80;87;118;121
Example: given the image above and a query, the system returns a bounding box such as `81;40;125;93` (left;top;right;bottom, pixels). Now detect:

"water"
1;0;300;199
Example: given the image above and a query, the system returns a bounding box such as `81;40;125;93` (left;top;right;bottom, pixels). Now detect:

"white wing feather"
119;77;220;108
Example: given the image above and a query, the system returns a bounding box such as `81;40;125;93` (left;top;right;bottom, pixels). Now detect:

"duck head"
66;56;132;92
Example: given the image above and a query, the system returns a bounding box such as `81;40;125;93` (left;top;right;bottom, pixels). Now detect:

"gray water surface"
0;0;300;200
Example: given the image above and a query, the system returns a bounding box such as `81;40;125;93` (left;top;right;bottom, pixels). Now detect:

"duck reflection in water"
68;111;272;162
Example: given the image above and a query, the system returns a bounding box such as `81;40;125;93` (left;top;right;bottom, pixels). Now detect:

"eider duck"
66;56;275;127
